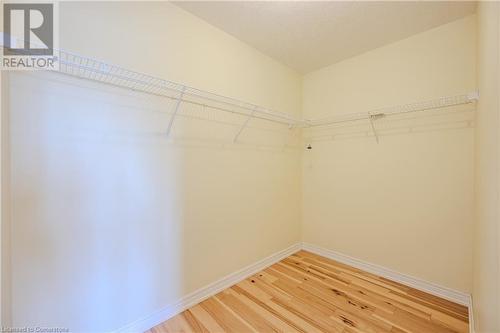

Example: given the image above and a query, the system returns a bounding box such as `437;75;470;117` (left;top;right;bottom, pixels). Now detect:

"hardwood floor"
148;250;469;333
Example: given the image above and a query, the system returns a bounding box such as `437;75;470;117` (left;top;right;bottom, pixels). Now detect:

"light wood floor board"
147;250;469;333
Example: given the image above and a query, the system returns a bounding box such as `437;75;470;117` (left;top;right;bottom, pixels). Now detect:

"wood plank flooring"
148;250;469;333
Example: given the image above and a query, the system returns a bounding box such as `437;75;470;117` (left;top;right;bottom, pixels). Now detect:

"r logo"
3;3;54;56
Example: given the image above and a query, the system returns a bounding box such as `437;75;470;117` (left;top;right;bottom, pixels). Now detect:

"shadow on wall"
7;71;299;331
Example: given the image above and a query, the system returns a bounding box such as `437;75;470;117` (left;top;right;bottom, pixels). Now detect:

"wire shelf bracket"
233;106;257;143
368;113;385;143
166;87;186;137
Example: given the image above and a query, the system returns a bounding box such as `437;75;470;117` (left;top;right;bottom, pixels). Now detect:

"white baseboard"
468;295;475;333
302;242;471;307
115;241;473;333
302;242;475;333
113;242;302;333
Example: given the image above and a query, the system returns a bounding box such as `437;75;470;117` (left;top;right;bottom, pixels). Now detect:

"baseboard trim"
114;242;302;333
115;241;473;332
468;295;475;333
302;242;471;307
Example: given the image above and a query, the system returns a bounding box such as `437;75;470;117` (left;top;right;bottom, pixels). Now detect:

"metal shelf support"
233;107;257;143
166;88;186;137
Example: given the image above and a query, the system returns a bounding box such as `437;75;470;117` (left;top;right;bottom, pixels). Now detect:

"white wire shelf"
303;107;475;143
1;40;479;142
303;92;478;143
56;49;304;129
306;92;479;127
56;50;478;127
57;47;478;129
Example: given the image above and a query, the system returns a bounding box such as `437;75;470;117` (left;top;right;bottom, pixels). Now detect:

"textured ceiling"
174;1;476;73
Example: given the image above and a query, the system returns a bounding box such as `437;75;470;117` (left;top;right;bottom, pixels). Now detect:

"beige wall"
6;2;301;331
301;16;476;293
474;2;500;333
59;2;301;119
5;2;496;332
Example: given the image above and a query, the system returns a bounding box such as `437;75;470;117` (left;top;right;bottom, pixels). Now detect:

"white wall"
6;2;302;331
301;16;476;293
474;2;500;332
